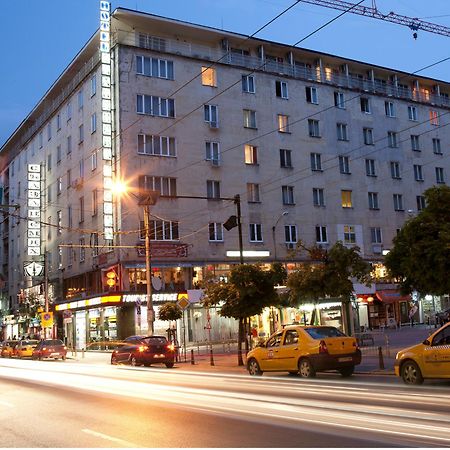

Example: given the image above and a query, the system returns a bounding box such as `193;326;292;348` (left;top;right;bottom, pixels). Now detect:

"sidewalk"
69;324;434;376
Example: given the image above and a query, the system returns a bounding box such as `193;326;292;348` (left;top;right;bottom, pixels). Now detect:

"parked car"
32;339;67;360
111;335;175;368
14;340;39;358
1;340;18;358
395;322;450;385
246;325;361;377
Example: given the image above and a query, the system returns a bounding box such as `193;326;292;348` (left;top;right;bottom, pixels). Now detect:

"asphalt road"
1;358;449;448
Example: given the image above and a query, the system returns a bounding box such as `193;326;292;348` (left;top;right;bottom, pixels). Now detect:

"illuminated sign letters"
27;164;41;256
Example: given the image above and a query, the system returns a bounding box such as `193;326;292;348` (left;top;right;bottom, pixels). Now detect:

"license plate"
50;353;60;357
338;357;352;362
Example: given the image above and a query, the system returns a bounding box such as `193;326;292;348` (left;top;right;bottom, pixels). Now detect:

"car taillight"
353;341;358;349
138;345;148;352
319;340;328;354
63;346;67;350
42;347;47;351
167;344;175;351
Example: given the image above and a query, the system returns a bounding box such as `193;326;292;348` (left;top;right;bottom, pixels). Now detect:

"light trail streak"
82;428;140;447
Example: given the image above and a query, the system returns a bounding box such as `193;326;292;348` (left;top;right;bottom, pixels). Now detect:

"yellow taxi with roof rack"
395;322;450;385
246;325;361;378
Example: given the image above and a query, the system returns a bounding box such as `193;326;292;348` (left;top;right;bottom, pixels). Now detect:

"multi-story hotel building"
1;7;449;345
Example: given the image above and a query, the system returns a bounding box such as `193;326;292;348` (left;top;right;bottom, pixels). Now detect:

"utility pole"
234;195;244;265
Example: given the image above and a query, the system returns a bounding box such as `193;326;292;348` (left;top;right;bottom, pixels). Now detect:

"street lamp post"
272;211;288;262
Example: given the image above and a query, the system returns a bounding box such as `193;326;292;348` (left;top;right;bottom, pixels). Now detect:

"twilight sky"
0;0;449;146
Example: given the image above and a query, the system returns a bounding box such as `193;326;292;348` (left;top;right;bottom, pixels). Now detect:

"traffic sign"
177;293;190;310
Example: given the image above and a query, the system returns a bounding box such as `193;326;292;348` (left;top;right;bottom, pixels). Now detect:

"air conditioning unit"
71;178;84;190
209;121;219;129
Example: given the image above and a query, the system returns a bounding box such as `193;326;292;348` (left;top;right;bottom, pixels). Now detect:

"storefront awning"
376;290;411;304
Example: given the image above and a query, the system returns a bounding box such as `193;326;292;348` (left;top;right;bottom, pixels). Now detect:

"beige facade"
0;9;449;332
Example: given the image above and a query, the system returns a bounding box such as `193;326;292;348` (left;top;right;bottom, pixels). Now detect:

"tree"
287;241;371;333
202;263;287;366
158;302;183;322
385;185;450;296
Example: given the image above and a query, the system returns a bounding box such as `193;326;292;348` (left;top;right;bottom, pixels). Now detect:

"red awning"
376;290;411;304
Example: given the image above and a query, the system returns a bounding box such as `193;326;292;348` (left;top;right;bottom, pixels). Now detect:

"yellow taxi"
1;340;18;358
395;322;450;385
246;325;361;378
14;340;40;358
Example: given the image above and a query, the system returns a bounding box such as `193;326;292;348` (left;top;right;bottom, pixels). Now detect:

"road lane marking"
82;428;139;447
0;400;14;407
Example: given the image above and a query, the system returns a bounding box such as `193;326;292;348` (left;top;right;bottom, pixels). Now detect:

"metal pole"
143;204;154;335
44;251;49;339
235;195;244;265
272;226;277;261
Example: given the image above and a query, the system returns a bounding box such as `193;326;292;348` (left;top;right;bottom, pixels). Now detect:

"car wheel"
111;355;118;365
38;355;42;361
247;358;263;376
165;362;174;368
339;366;355;377
130;355;138;366
401;360;424;385
62;356;66;361
298;358;316;378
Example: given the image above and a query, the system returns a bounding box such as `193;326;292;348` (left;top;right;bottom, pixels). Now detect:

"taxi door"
272;329;300;371
424;325;450;378
258;331;283;371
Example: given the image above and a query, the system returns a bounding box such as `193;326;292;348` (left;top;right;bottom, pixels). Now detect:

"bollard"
223;342;226;353
197;345;200;356
228;342;231;353
190;349;195;365
82;348;85;359
378;346;385;370
210;348;215;366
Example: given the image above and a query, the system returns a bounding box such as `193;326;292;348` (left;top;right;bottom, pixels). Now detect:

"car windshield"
305;327;346;339
44;340;64;346
141;337;167;345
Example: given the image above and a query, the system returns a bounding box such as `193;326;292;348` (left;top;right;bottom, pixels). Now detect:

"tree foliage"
287;241;371;305
385;185;450;295
158;302;183;321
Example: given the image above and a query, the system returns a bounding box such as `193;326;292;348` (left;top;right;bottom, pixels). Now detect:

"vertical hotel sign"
100;1;113;241
27;164;42;256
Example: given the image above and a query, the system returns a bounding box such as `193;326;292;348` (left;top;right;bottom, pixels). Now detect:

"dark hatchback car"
111;335;175;368
32;339;67;360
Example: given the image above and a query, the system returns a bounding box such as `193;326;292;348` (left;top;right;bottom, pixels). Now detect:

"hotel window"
247;183;260;203
66;101;72;121
91;151;97;171
337;123;348;141
242;144;257;165
368;192;379;210
343;225;356;244
429;110;439;126
387;131;398;148
149;220;179;241
67;244;74;267
67;135;72;154
339;155;350;174
305;86;318;104
47;216;52;240
57;177;62;195
79;196;84;223
47;153;52;172
249;223;263;242
280;149;292;168
38;132;43;149
80;238;86;262
433;138;442;155
57;210;62;235
310;152;322;171
136;56;174;79
360;97;371;113
385;101;395;117
414;164;424;182
201;105;218;128
416;195;426;211
316;226;328;244
282;186;295;205
47;185;52;203
308;119;320;137
390;161;401;179
341;190;352;208
313;188;325;207
365;159;376;177
137;94;175;118
206;180;221;199
78;90;83;110
68;206;73;229
243;109;257;129
91;113;97;133
393;194;404;211
411;135;420;151
90;74;96;96
242;75;255;93
408;106;418;121
285;225;297;245
139;175;177;197
334;91;345;109
275;80;288;99
56;113;61;131
436;167;445;184
78;124;84;144
92;189;98;216
363;127;374;145
57;145;61;163
201;67;217;87
278;114;290;133
205;141;220;165
138;134;176;157
371;227;382;244
47;122;52;141
209;223;223;242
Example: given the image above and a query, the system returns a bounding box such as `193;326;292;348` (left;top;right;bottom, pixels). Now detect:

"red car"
111;335;175;367
32;339;67;360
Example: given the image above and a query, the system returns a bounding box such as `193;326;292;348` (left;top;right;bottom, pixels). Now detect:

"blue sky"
1;0;449;146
